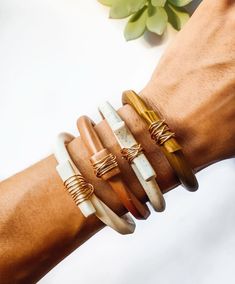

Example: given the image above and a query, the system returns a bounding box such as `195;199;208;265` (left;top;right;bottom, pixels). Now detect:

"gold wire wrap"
149;120;175;145
92;153;118;178
121;144;143;164
64;174;94;206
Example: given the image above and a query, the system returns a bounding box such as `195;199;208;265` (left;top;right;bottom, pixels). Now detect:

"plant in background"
98;0;194;41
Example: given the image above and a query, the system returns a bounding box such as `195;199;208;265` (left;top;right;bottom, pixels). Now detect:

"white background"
0;1;235;283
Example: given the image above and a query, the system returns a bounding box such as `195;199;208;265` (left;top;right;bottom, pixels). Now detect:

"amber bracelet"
77;115;150;220
122;90;198;192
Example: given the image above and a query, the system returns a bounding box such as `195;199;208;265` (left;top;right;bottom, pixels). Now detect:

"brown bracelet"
122;90;198;192
77;116;150;220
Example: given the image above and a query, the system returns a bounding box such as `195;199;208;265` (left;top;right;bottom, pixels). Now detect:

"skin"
0;0;234;283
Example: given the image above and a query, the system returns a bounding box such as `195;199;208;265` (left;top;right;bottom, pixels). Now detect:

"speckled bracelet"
99;101;166;212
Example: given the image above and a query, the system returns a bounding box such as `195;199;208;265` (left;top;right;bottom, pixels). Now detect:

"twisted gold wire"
64;174;94;206
92;153;118;178
149;120;175;145
121;144;143;164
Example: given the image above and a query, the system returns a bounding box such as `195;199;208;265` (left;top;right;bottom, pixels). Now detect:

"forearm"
0;93;229;283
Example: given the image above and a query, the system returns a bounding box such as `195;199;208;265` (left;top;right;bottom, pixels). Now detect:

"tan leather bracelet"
122;90;198;192
77;116;150;220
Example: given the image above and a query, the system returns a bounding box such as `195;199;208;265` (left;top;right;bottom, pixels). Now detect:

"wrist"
141;76;235;170
140;85;208;170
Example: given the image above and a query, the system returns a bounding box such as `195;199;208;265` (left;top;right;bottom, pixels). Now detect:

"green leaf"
98;0;115;6
124;6;148;41
151;0;167;7
168;0;193;7
165;3;189;30
110;0;147;19
146;5;168;35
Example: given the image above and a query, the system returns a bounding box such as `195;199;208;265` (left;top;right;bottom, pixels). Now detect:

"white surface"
0;1;234;284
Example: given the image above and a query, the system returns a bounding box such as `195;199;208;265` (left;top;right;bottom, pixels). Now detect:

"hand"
141;0;235;169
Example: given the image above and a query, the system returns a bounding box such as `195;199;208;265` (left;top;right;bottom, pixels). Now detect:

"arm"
0;0;234;283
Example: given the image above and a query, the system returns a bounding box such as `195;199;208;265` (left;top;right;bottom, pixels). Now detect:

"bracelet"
54;132;136;235
98;101;166;212
122;90;198;192
77;116;150;220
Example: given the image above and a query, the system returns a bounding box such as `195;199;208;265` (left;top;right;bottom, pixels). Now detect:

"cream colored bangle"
98;102;165;212
54;132;136;235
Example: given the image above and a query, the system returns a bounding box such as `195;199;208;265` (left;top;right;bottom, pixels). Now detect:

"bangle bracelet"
77;116;150;220
54;132;136;235
98;101;165;212
122;90;198;192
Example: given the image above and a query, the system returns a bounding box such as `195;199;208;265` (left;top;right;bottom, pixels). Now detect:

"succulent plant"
98;0;193;40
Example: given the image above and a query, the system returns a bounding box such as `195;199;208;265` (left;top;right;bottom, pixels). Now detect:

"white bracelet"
54;132;135;234
99;102;166;212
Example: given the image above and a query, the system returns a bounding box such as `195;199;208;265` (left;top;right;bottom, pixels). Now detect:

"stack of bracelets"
54;90;198;235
